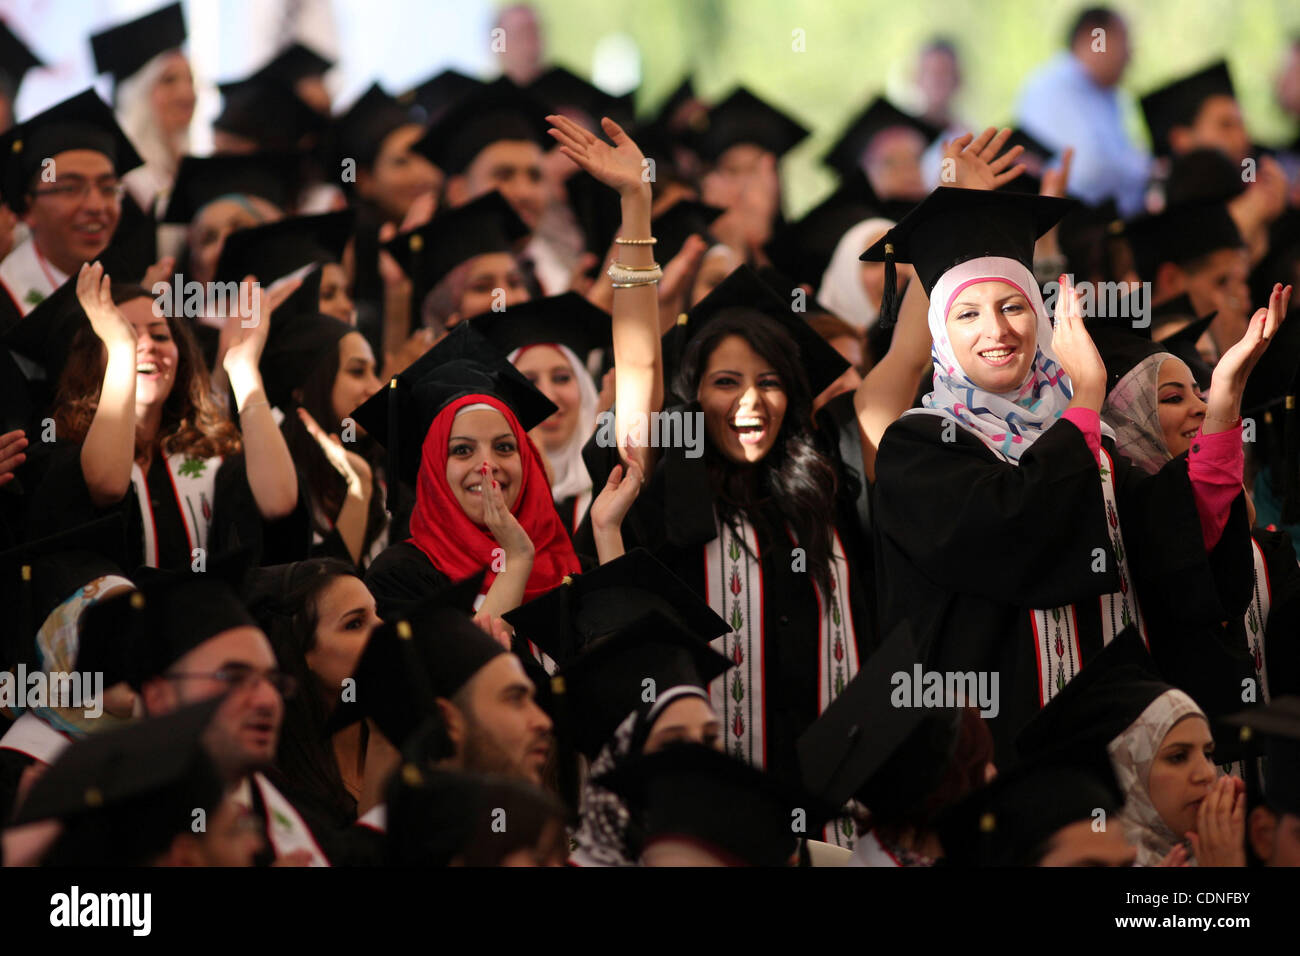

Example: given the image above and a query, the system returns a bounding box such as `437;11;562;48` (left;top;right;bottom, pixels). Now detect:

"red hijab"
407;393;580;602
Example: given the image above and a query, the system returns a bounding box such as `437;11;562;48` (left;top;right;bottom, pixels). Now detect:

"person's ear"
1248;805;1276;864
444;175;470;208
140;677;174;717
437;697;465;751
1154;260;1186;298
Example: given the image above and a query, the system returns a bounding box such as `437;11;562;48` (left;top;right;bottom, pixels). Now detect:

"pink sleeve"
1187;421;1244;551
1061;408;1101;463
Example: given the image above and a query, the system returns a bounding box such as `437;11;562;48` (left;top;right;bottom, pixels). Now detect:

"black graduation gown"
873;414;1254;766
574;403;875;787
363;540;452;622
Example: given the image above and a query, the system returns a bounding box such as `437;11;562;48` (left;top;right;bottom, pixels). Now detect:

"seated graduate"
5;698;259;867
20;264;302;569
597;742;830;867
1018;628;1246;867
1094;319;1300;722
0;516;138;823
797;624;994;863
89;2;193;213
549;111;871;798
867;185;1286;764
353;322;580;623
1224;696;1300;866
257;288;387;567
466;293;610;532
243;559;383;830
383;718;568;867
75;554;332;866
0;90;143;328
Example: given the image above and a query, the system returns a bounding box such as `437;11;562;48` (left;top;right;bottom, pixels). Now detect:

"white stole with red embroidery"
1245;538;1274;702
130;453;220;567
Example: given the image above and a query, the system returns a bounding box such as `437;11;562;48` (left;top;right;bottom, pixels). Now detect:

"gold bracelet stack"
607;261;663;288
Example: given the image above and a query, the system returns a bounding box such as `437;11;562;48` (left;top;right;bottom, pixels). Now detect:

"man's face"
22;149;120;275
1172;95;1251;165
1075;19;1130;88
457;141;545;229
1037;819;1137;866
450;655;552;786
1183;247;1249;319
144;627;284;782
1251;808;1300;866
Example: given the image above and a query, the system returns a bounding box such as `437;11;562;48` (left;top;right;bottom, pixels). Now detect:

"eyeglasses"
164;665;297;699
29;181;127;204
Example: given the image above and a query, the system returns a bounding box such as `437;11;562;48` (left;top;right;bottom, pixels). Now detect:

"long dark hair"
676;308;840;598
248;559;367;826
280;338;387;564
53;283;242;460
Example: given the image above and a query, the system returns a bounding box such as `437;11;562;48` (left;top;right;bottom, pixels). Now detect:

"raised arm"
548;114;662;472
76;262;140;507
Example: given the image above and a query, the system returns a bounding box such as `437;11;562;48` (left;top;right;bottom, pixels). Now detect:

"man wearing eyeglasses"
0;89;142;331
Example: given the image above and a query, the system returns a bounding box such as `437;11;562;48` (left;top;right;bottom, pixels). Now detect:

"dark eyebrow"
1160;382;1188;391
709;368;743;376
448;435;478;443
492;433;515;441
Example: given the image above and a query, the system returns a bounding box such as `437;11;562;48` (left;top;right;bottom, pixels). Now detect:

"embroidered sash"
1244;538;1273;703
251;772;331;867
130;453;221;567
1031;448;1148;706
0;236;62;317
0;712;71;765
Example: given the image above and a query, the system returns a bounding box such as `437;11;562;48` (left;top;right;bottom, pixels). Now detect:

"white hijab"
817;217;894;331
907;256;1111;463
508;343;598;505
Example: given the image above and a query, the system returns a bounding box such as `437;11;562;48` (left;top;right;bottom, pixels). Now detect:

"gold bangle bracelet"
611;279;660;289
614;236;656;245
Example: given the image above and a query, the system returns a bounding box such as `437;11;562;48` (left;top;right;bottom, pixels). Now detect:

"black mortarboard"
798;623;960;813
653;198;724;266
764;184;883;290
257;309;352;411
214;209;354;284
213;79;328;152
98;188;158;284
860;186;1075;328
563;170;622;261
598;742;828;866
90;2;186;87
243;42;334;88
1091;306;1215;395
463;292;611;358
1;274;86;385
1141;60;1237;158
503;547;731;664
823;96;942;179
161;152;298;224
349;321;556;488
692;87;809;162
551;609;733;759
997;127;1058;195
1223;697;1300;817
330;83;417;170
11;697;226;865
1123;201;1243;283
399;69;484;123
649;77;699;129
0;89;143;214
411;77;552;175
381;190;529;304
0;21;44;99
1165;147;1247;207
673;264;850;396
935;754;1123;866
528;65;636;130
75;552;259;690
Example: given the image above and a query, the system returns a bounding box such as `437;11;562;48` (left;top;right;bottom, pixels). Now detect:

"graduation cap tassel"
385;377;400;516
878;243;899;331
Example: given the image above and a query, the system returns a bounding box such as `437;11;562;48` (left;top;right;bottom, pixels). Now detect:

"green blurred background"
516;0;1300;214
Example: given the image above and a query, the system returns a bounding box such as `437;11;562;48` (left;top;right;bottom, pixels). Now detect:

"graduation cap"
1122;201;1243;283
597;742;828;866
528;65;636;130
547;609;733;759
935;752;1123;866
213;78;329;153
692;87;809;163
997;127;1058;195
257;309;352;411
563;170;622;262
653;198;724;266
75;552;259;690
1091;299;1216;392
98;188;157;284
822;96;942;179
90;2;186;87
462;292;611;359
329;83;417;170
246;42;334;87
411;77;552;175
649;77;701;129
324;574;501;743
11;697;227;865
161;152;298;224
399;68;484;123
859;186;1076;328
503;547;731;664
214;209;354;284
1223;697;1300;818
1;273;87;385
798;623;960;815
381;190;529;304
763;183;884;291
672;264;851;397
1165;147;1247;207
0;89;143;214
0;21;44;100
1141;60;1237;158
349;321;556;489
